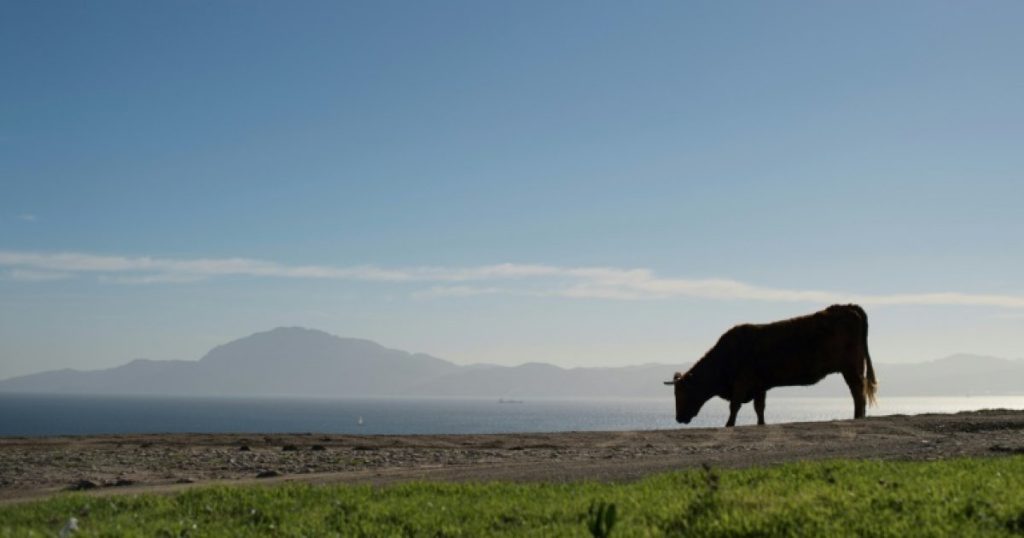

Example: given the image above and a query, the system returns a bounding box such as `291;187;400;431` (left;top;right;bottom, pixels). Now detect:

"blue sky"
2;1;1023;378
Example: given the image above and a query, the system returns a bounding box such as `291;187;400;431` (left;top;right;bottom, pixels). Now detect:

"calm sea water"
1;394;1022;437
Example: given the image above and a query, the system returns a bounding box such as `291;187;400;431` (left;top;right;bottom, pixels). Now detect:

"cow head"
663;370;708;424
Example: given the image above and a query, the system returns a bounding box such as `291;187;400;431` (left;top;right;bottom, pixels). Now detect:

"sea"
1;394;1023;437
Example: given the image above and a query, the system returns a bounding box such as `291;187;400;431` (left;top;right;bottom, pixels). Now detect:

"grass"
2;457;1024;537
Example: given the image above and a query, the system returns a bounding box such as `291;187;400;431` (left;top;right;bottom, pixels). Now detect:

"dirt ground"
2;409;1023;504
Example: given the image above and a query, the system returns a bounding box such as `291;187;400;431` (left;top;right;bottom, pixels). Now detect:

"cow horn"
663;380;674;386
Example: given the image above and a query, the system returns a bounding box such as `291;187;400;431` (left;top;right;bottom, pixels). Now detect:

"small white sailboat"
357;416;364;426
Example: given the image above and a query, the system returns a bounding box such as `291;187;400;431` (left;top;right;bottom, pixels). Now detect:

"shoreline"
2;409;1023;504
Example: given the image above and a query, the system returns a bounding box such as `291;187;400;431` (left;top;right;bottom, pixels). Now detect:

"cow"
665;304;877;427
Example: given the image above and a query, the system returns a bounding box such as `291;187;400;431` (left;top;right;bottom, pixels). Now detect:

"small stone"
68;479;98;491
256;470;280;478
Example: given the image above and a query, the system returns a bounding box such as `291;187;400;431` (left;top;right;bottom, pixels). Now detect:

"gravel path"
2;409;1022;504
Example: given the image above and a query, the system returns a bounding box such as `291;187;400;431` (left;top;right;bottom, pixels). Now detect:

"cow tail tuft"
854;304;878;406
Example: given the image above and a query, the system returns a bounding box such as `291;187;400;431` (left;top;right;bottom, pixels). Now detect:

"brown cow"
665;304;877;427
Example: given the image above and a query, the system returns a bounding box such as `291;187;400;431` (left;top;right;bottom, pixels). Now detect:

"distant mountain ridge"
1;327;1021;398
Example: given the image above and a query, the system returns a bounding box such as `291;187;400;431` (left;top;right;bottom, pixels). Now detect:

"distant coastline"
1;328;1022;400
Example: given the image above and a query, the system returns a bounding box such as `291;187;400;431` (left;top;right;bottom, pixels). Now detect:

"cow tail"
853;304;878;406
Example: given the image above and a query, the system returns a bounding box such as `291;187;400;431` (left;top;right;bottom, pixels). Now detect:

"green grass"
3;457;1024;537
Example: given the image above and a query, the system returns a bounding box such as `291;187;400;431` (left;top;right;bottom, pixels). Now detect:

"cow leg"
754;391;767;425
726;399;741;427
842;370;866;419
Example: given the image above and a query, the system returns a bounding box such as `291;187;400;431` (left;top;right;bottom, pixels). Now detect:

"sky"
2;1;1023;379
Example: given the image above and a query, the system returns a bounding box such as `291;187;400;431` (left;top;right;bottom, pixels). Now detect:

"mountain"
871;354;1024;397
0;359;200;395
772;353;1024;397
188;327;459;396
0;327;459;398
1;328;1021;398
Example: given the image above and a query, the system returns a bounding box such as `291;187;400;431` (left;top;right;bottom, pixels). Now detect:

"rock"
58;517;78;538
311;444;326;451
67;479;98;491
256;470;280;478
281;445;298;452
239;445;251;452
989;444;1024;454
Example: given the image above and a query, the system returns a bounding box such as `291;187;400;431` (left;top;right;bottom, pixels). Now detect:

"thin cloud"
992;311;1024;320
559;278;1024;308
412;286;510;299
4;269;72;282
98;273;208;285
15;214;37;222
2;249;1023;308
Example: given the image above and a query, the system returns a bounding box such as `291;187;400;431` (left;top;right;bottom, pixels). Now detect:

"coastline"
2;409;1022;504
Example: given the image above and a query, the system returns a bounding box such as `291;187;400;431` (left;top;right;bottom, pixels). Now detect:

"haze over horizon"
3;326;1021;400
3;2;1023;379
